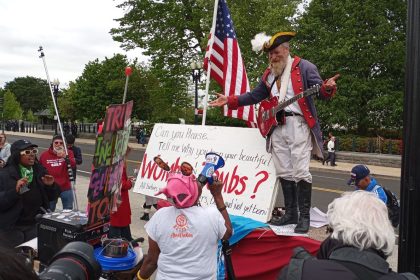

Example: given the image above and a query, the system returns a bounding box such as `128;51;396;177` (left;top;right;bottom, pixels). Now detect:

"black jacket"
279;237;418;280
0;163;59;230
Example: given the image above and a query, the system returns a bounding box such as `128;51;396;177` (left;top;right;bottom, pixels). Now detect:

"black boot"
141;202;152;221
140;213;150;221
294;180;312;233
270;179;298;226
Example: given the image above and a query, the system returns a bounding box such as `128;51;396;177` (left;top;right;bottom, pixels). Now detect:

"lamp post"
190;61;202;125
51;78;60;134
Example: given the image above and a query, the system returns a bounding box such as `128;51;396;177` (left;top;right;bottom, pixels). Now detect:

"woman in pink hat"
137;170;232;280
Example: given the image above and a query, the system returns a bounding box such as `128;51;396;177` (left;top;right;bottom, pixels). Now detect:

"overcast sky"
0;0;145;88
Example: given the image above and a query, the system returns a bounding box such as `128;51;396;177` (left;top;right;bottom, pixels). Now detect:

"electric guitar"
257;84;320;137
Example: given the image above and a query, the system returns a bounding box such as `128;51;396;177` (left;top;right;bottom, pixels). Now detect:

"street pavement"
5;130;401;272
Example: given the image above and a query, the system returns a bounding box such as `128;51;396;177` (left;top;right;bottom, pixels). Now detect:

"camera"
39;241;101;280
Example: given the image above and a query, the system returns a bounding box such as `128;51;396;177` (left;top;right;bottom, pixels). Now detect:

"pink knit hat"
155;173;199;208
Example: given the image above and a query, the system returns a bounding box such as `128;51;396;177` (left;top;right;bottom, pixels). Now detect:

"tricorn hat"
262;31;296;52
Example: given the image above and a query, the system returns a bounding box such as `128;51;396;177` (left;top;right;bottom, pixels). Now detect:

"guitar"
257;84;320;137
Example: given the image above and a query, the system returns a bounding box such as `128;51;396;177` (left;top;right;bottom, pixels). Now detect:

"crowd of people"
0;29;416;279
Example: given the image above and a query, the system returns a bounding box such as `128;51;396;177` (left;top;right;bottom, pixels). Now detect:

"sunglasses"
20;148;39;156
53;141;64;145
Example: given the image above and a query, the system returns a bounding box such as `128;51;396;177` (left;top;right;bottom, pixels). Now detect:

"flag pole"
123;66;132;104
202;0;220;126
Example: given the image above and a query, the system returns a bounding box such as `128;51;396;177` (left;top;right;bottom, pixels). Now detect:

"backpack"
372;185;400;228
383;187;400;228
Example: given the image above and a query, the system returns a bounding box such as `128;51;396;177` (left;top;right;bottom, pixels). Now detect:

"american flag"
204;0;256;126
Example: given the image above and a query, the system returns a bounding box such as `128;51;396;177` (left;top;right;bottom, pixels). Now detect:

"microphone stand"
38;46;79;212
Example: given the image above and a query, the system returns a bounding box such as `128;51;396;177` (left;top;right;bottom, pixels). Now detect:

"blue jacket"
358;177;388;204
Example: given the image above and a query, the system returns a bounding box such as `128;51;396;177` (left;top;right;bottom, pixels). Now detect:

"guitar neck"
274;85;320;114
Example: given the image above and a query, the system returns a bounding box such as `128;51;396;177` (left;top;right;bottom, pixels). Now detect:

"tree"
69;54;132;121
4;76;51;113
25;109;37;122
110;0;300;124
64;54;171;122
3;90;23;120
294;0;406;135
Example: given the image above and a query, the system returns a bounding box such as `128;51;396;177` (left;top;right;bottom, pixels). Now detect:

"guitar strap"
270;76;279;93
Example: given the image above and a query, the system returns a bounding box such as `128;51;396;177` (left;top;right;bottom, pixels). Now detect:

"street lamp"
51;78;60;134
190;61;202;125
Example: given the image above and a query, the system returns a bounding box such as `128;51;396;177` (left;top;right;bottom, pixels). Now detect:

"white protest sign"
133;123;278;222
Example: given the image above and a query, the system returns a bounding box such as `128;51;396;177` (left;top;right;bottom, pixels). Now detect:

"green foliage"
70;54;130;121
111;0;300;121
64;54;170;122
335;135;402;155
3;90;23;120
4;76;51;113
25;109;37;122
295;0;406;134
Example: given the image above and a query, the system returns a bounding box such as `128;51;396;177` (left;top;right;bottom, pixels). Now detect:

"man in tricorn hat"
210;32;339;233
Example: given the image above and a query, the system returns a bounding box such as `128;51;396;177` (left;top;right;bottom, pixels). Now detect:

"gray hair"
328;191;395;256
281;42;290;49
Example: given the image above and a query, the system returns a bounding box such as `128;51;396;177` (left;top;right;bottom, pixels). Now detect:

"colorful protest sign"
87;101;133;227
133;123;278;222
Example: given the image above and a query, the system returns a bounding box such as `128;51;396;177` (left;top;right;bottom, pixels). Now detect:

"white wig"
328;191;395;256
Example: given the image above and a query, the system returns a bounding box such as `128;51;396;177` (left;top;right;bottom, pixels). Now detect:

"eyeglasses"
20;148;39;156
53;141;64;145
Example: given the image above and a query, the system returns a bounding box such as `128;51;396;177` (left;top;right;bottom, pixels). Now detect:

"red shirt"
110;167;132;227
39;147;76;192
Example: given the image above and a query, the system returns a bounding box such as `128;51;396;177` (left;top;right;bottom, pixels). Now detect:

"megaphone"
197;152;225;185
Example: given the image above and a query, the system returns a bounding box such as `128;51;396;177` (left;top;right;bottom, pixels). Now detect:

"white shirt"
145;206;227;280
327;140;335;152
267;74;303;115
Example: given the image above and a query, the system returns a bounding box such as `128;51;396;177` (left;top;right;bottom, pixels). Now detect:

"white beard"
270;59;287;77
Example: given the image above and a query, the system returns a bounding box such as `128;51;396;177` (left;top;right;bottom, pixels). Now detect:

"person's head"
155;172;201;209
263;32;295;77
180;162;193;176
9;139;39;168
66;134;75;146
327;191;395;256
52;135;64;153
154;156;170;171
0;133;6;145
0;246;38;280
347;164;371;190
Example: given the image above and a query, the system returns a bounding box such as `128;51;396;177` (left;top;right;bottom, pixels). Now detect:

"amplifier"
37;210;109;265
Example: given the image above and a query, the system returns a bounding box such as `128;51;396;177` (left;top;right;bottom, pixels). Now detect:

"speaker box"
37;210;108;265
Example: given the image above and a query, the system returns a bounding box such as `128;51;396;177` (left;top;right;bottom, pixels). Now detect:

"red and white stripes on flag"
203;0;256;126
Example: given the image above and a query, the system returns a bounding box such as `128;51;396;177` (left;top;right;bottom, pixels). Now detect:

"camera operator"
0;140;59;248
0;245;38;280
137;171;232;280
